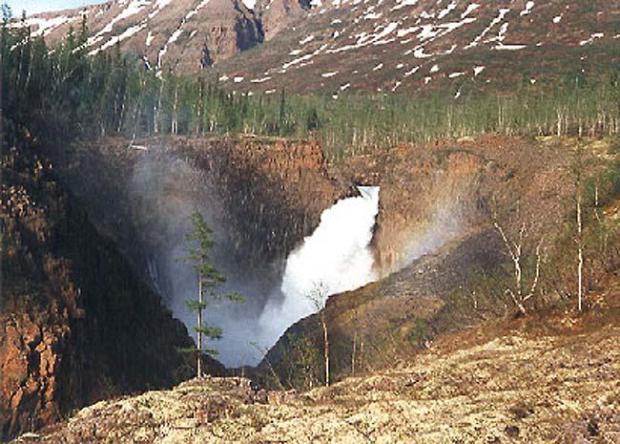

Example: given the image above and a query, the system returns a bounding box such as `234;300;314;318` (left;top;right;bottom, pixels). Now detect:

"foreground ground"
14;282;620;444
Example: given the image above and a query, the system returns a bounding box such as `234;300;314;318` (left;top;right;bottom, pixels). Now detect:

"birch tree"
492;206;545;315
573;145;585;311
306;283;330;386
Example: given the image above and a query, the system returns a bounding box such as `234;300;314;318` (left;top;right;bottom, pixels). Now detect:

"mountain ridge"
11;0;619;94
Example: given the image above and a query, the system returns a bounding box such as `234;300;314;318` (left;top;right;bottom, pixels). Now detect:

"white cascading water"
257;186;380;346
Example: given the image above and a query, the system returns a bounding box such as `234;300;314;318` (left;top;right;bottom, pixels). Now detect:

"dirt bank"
21;282;620;443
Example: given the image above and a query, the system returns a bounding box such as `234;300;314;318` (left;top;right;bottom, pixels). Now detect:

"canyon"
2;0;619;441
4;130;618;441
2;130;620;433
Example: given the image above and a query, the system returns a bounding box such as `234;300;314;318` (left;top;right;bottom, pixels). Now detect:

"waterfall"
161;182;379;367
257;186;380;348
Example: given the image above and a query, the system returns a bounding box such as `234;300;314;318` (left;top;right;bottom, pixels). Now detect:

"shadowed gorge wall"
34;133;587;377
45;135;493;367
46;136;348;365
0;141;215;441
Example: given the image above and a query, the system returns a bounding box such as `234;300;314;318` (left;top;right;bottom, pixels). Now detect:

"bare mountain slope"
12;0;619;93
11;0;264;72
212;0;620;94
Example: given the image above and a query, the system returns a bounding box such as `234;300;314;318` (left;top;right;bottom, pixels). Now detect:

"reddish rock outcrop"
255;0;310;41
0;141;211;441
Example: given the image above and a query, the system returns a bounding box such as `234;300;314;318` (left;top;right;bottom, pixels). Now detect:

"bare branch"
506;289;527;315
492;204;544;315
493;218;516;262
524;237;544;302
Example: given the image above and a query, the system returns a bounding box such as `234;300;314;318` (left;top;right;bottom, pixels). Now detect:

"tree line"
2;10;619;160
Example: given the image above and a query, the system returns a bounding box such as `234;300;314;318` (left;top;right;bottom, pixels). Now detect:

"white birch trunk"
197;272;203;378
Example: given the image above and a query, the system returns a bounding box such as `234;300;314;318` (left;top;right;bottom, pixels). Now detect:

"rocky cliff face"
338;135;581;278
12;0;264;73
254;0;310;41
177;137;347;262
0;140;221;441
258;135;611;388
50;136;345;307
42;135;347;365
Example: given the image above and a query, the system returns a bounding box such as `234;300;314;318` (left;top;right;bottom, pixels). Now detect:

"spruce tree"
182;211;243;378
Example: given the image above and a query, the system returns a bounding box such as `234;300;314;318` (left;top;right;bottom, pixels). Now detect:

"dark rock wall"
0;142;212;441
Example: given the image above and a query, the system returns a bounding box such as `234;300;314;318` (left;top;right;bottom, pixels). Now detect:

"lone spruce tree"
183;211;243;377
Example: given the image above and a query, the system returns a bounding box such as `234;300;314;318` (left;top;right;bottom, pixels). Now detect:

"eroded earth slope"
18;284;620;443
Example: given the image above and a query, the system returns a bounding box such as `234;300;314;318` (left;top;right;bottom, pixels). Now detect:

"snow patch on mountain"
461;3;480;18
9;16;72;37
392;0;418;12
466;8;510;49
437;1;457;20
580;33;604;46
100;0;149;35
97;22;147;53
520;1;535;16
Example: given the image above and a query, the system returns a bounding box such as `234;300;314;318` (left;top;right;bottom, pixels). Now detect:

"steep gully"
47;136;480;369
3;133;577;439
